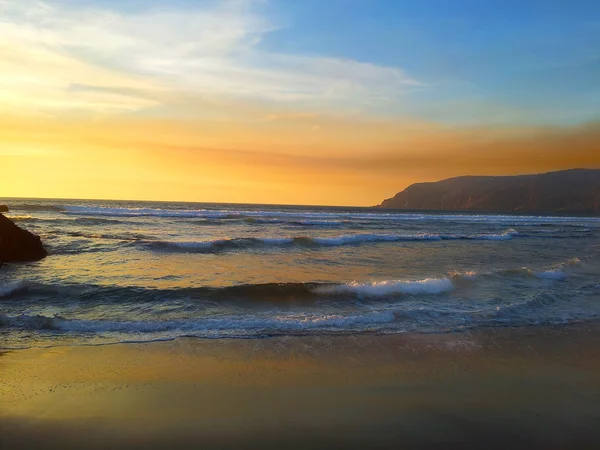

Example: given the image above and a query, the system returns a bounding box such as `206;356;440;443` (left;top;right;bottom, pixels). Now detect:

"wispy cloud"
0;0;421;116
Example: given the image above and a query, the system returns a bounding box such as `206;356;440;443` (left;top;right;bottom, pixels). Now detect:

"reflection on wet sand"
2;324;600;449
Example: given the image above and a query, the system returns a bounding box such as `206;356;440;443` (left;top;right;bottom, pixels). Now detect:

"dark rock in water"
377;169;600;214
0;205;8;212
0;214;47;262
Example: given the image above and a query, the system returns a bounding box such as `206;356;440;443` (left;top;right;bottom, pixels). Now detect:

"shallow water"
1;198;600;348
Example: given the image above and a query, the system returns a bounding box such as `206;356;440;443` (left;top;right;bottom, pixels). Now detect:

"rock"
377;169;600;214
0;205;8;212
0;214;47;262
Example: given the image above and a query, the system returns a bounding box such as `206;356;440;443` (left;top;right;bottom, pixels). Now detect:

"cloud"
0;0;421;116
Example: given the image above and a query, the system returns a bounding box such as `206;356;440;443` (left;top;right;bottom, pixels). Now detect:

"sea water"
1;198;600;348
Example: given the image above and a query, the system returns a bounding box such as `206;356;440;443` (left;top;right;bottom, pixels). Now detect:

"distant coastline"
3;168;600;215
376;168;600;214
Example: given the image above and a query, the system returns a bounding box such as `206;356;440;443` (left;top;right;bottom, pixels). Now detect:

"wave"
449;270;478;281
533;269;567;280
0;310;397;335
1;255;574;305
290;220;344;227
13;204;65;212
193;218;241;226
0;313;62;330
138;231;521;253
469;229;520;240
311;234;440;245
55;205;600;224
0;281;27;298
0;264;591;344
59;205;420;221
4;215;38;222
0;275;462;306
190;217;346;228
475;266;570;282
60;230;152;241
72;217;126;225
10;217;127;227
492;293;560;320
504;267;568;280
63;206;252;219
0;281;319;304
62;206;354;227
556;257;581;268
243;217;282;224
316;277;455;296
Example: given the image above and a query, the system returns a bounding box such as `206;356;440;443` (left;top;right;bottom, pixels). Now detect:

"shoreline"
2;323;600;449
1;319;600;351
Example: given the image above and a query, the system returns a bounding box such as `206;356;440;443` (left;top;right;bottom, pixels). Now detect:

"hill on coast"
377;169;600;214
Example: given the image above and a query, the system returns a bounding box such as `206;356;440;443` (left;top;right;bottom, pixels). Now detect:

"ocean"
1;198;600;349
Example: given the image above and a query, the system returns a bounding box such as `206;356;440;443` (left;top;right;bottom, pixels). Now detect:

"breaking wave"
47;205;600;224
316;277;455;296
13;204;65;212
0;278;457;305
0;265;565;306
4;215;38;222
0;281;27;298
533;269;567;280
138;231;520;253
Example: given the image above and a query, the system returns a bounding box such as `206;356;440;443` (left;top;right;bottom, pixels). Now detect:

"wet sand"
2;325;600;449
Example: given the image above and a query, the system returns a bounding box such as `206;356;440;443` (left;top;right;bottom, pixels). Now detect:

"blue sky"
259;0;600;124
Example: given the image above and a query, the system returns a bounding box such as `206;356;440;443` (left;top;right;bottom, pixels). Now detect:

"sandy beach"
2;324;600;449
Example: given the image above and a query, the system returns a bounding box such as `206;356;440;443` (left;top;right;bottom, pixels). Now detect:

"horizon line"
0;195;371;209
3;167;599;209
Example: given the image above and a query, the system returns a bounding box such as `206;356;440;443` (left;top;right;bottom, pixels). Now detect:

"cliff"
377;169;600;214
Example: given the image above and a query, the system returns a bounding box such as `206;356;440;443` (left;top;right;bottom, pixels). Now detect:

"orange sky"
3;114;600;206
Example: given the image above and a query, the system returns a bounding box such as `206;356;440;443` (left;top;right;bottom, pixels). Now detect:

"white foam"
312;233;440;245
5;215;36;221
64;206;232;218
149;231;521;253
0;281;26;297
449;271;478;281
475;229;519;240
168;240;222;249
534;269;567;280
319;277;455;296
58;205;600;227
2;310;396;334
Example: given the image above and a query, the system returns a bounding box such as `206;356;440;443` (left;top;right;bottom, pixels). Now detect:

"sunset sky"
2;0;599;205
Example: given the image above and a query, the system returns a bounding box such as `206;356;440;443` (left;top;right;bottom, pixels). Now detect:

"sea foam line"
141;231;520;253
316;277;455;296
53;205;600;225
0;310;397;333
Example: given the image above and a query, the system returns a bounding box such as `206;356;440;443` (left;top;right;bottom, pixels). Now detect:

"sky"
1;0;599;206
